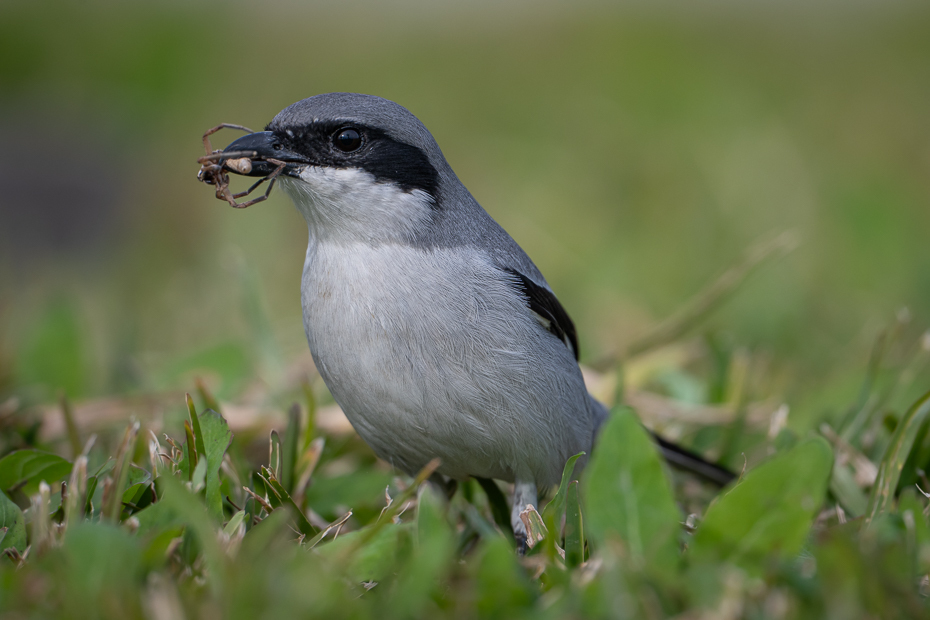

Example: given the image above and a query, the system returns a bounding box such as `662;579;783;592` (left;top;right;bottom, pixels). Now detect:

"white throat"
281;167;434;245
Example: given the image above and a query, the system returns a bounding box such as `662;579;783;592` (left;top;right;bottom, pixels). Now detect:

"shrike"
215;93;732;549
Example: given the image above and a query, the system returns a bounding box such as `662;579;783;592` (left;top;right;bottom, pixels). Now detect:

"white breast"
300;240;597;486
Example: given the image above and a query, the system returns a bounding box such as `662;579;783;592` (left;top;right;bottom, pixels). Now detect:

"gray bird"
218;93;731;549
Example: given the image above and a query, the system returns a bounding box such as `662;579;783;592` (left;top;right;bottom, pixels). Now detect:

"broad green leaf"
583;408;681;571
317;522;412;583
0;489;26;553
121;482;151;507
155;476;225;593
865;389;930;524
198;408;233;521
239;509;291;558
126;464;151;487
134;498;183;536
810;526;873;618
475;536;536;618
58;523;143;608
0;450;72;496
141;526;185;570
689;437;832;573
390;486;456;617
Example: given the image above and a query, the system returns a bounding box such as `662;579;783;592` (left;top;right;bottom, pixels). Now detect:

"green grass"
2;1;930;617
1;367;929;618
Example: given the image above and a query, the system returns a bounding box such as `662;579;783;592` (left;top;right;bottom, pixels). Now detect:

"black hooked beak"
220;131;305;177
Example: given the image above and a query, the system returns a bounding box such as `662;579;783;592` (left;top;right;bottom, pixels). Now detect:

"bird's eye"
333;128;362;153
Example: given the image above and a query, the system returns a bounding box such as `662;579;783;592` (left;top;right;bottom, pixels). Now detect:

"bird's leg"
511;480;537;555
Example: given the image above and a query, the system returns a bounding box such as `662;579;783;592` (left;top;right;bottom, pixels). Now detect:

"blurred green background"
1;0;929;434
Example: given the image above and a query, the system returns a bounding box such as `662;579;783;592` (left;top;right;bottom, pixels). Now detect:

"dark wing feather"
502;268;579;360
651;432;736;486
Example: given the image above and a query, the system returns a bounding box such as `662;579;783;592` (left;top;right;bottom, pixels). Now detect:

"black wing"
651;432;736;487
503;268;579;360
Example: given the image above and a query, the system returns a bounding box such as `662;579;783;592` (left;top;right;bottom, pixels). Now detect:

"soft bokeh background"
2;0;929;441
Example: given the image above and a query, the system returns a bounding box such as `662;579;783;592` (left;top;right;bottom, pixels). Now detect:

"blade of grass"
243;486;273;514
58;393;82;458
258;466;317;538
64;455;87;527
840;313;912;442
186;394;207;460
183;421;197;482
542;452;585;529
564;481;584;567
865;389;930;525
293;437;325;508
829;464;869;518
281;403;300;493
103;421;140;522
358;458;440;547
306;510;353;548
223;510;246;538
269;431;281;479
30;482;51;553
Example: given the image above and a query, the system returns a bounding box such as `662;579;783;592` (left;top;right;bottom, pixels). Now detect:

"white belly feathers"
300;240;595;486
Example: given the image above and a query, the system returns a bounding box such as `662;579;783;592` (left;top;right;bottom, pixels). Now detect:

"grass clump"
1;347;929;619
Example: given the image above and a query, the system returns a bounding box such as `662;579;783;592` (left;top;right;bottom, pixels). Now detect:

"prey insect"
196;123;286;208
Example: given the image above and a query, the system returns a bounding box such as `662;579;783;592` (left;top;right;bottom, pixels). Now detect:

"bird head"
220;93;450;244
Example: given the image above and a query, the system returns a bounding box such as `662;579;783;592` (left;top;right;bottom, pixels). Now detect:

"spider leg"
201;123;254;156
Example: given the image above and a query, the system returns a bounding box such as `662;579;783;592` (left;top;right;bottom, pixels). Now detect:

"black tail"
651;432;737;487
